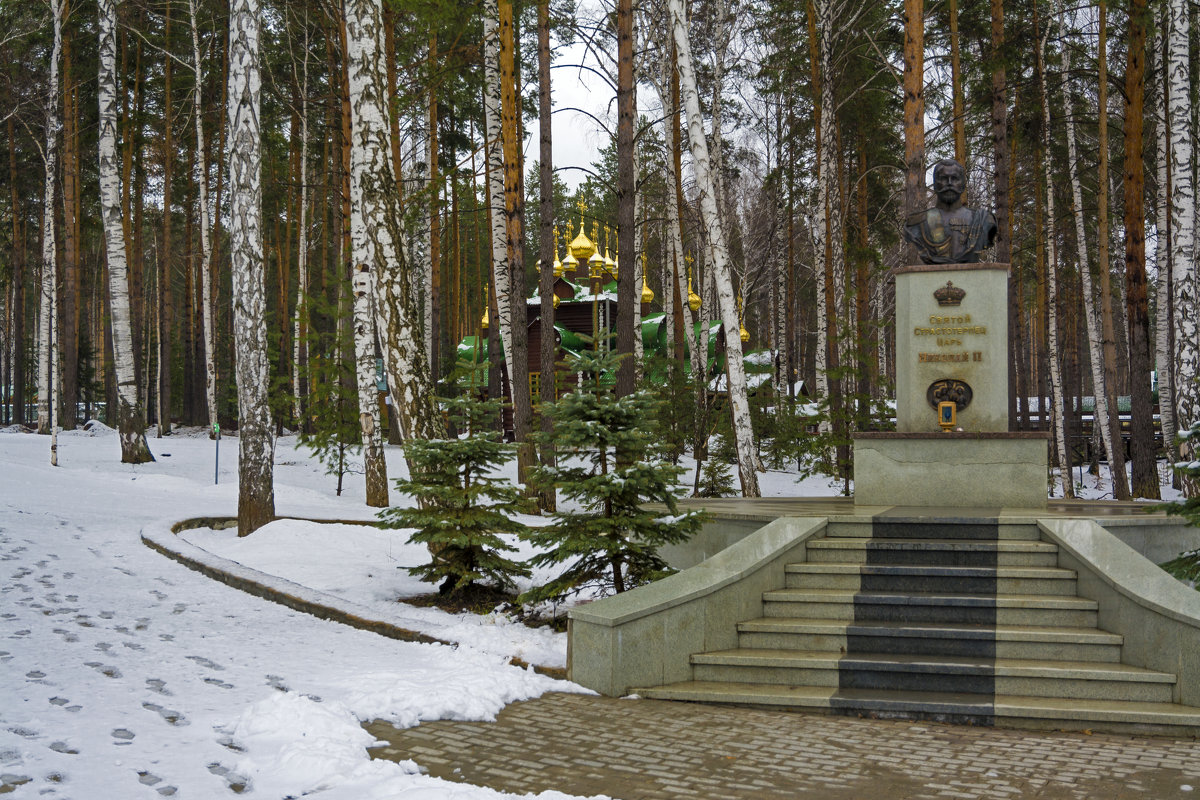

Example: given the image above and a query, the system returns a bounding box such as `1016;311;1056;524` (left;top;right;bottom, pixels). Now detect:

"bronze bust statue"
903;159;997;264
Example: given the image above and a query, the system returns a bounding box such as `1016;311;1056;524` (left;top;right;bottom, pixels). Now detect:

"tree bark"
615;0;636;397
1094;0;1130;499
1151;17;1178;471
536;0;556;510
668;0;760;496
1060;18;1125;500
228;0;276;534
99;0;154;464
1167;0;1197;487
1039;3;1073;498
38;0;63;438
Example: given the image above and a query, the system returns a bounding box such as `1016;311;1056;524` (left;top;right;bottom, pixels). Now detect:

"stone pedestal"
854;262;1049;509
853;432;1049;509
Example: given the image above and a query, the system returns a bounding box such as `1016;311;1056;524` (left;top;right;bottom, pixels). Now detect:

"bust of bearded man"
903;159;998;264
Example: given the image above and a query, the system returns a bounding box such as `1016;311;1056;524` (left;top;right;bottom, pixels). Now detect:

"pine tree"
1159;419;1200;583
379;384;531;597
297;311;362;498
524;348;704;603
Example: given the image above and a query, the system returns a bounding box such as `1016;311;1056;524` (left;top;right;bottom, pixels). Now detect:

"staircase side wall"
1039;518;1200;706
567;516;828;697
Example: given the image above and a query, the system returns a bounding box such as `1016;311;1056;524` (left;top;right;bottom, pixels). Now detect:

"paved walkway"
368;693;1200;799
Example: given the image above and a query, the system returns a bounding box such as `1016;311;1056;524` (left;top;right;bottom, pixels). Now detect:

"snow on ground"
0;425;600;799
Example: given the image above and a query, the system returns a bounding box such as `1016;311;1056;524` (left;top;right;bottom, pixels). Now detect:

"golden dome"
640;252;654;304
740;323;750;343
569;216;595;262
686;261;701;313
588;249;606;279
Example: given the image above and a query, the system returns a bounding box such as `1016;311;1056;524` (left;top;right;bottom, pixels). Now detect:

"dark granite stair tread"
786;563;1075;578
807;538;1058;552
691;648;1175;682
762;588;1097;609
738;617;1122;643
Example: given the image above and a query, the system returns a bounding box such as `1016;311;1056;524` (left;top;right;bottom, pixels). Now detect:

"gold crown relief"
934;281;966;306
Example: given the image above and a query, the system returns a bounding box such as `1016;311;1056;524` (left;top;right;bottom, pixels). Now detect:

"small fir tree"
524;347;704;603
379;383;531;597
696;428;737;498
297;328;363;497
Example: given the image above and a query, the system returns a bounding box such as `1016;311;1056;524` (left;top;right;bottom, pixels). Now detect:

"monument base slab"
854;432;1050;509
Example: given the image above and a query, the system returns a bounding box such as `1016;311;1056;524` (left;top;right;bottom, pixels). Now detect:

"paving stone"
366;693;1200;799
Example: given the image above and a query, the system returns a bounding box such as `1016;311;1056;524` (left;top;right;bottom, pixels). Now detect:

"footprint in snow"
145;678;171;695
122;642;144;652
158;634;174;642
8;727;38;739
48;741;78;755
25;670;46;681
94;642;112;653
111;729;135;745
185;655;224;671
0;775;32;792
83;662;122;679
171;604;187;615
265;674;289;692
149;590;167;601
142;703;188;726
202;677;233;690
52;628;79;643
99;611;114;620
48;697;69;707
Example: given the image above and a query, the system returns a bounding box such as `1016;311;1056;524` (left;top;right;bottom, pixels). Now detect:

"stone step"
761;588;1098;627
737;618;1122;662
823;519;1042;541
690;649;1175;703
636;681;1200;736
784;563;1078;595
805;538;1060;567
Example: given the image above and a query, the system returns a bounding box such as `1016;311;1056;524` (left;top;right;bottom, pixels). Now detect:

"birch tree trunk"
227;0;276;534
343;0;397;509
1167;0;1198;477
1061;28;1122;498
99;0;154;464
482;1;514;377
1038;5;1074;498
187;0;219;439
344;0;443;451
668;0;760;496
1152;23;1178;468
37;0;64;437
805;1;828;402
1094;0;1130;499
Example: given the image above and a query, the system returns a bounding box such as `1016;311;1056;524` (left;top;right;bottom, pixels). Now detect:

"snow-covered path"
0;428;588;799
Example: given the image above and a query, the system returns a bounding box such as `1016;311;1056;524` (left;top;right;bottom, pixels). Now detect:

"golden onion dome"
686;266;701;312
480;304;489;330
640;252;654;304
569;217;595;262
588;248;606;278
562;250;578;274
552;294;560;308
740;322;750;343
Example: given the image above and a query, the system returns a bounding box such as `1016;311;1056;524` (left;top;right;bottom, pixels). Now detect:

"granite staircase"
640;519;1200;735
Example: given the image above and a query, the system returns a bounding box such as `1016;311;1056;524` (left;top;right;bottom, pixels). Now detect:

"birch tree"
344;0;443;454
668;0;760;497
482;0;514;375
1151;22;1177;469
1060;21;1122;498
1167;0;1198;474
1039;3;1073;498
99;0;154;464
227;0;276;534
288;10;311;429
37;0;64;438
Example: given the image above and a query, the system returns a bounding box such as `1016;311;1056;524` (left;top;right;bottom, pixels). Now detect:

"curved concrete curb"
142;516;567;680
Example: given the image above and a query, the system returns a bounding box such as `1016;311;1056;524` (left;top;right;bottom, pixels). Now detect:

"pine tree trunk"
427;35;440;379
1039;4;1073;498
38;0;64;437
158;3;174;436
227;0;276;534
668;0;760;496
615;0;636;397
949;0;966;174
60;9;79;432
990;0;1017;427
902;0;925;261
1061;23;1124;499
99;0;154;464
1167;0;1198;487
291;18;310;429
498;0;535;481
536;0;556;510
7;117;25;425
